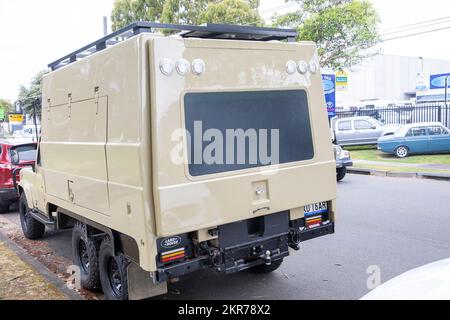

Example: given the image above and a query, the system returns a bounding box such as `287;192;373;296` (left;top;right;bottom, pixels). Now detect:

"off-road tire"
0;202;11;213
99;236;130;300
337;167;347;182
250;259;283;274
18;193;45;240
395;146;409;158
72;222;101;290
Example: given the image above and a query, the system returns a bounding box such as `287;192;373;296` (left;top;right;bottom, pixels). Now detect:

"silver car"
331;116;400;146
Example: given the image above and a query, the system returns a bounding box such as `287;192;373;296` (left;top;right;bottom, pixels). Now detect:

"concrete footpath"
349;161;450;181
0;231;81;300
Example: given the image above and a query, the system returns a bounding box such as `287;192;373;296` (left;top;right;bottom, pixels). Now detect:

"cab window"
406;127;427;137
338;121;352;131
354;120;374;130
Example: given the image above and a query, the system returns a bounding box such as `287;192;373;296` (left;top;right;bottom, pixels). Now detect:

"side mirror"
371;125;377;130
10;150;19;164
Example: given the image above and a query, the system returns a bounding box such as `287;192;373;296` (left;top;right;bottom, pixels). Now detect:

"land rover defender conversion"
18;22;337;300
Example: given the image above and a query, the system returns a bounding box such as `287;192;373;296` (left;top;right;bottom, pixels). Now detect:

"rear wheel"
19;193;45;240
72;222;100;290
99;237;130;300
337;167;347;182
250;259;283;274
395;146;409;158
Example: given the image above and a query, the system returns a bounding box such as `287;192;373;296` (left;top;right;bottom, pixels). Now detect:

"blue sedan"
378;122;450;158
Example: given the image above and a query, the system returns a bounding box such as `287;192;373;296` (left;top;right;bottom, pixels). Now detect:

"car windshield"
10;144;37;162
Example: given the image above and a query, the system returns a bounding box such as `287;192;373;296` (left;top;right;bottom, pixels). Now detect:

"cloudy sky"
0;0;449;102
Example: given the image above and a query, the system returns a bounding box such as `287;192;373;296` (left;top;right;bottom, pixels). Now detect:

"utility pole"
103;16;108;36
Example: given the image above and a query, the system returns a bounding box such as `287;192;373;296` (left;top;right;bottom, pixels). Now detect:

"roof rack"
48;22;297;71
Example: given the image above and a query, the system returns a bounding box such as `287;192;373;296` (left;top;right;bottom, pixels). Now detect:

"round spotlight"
176;59;191;76
309;61;318;74
286;60;297;75
192;59;206;75
160;59;174;76
297;61;308;74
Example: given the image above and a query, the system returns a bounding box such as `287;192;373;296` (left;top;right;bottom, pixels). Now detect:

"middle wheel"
72;222;100;290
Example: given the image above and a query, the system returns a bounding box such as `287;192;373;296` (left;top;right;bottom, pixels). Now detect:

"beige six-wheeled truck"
17;22;337;300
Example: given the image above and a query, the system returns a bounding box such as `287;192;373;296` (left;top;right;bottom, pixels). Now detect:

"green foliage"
111;0;165;31
0;99;13;120
160;0;209;25
17;71;47;119
273;0;380;69
111;0;263;28
199;0;263;25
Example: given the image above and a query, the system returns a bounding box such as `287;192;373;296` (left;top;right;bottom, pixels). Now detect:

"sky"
1;0;449;102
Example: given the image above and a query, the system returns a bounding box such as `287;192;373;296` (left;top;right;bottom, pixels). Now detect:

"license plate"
304;202;328;217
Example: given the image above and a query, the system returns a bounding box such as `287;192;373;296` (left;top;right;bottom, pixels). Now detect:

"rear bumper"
0;188;19;203
155;211;335;283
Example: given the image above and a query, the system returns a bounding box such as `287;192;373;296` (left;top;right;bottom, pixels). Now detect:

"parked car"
362;258;450;300
0;139;37;213
331;116;401;146
378;122;450;158
334;145;353;181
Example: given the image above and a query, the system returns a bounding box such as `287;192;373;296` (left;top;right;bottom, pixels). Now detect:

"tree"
17;70;47;119
273;0;380;69
199;0;263;26
111;0;165;31
111;0;263;29
0;99;13;121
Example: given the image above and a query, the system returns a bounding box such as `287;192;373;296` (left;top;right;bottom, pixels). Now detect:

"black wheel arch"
55;207;140;264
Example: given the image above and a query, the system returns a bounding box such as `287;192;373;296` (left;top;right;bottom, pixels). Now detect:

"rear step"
29;210;55;227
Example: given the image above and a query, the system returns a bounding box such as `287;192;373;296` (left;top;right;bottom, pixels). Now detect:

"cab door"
335;120;354;145
404;127;429;153
353;119;382;144
31;145;47;213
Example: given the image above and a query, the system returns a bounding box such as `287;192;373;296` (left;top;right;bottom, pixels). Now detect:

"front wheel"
19;193;45;240
337;167;347;182
250;259;283;274
395;146;409;158
98;237;130;300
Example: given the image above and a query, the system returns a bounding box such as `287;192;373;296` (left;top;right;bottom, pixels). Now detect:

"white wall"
336;55;450;104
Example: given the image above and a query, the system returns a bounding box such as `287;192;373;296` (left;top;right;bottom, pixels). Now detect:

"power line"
381;25;450;42
379;16;450;33
380;18;450;36
260;2;298;14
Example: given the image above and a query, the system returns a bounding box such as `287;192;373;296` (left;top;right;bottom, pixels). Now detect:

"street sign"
9;114;24;123
322;74;336;117
335;70;348;91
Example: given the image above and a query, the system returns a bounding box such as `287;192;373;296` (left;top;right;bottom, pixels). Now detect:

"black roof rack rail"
48;22;297;71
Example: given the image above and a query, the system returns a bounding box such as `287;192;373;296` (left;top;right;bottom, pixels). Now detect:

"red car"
0;139;37;213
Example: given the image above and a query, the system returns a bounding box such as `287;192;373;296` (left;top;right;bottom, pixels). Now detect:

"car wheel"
99;236;130;300
250;259;283;274
337;167;347;182
395;146;409;158
72;222;101;290
19;193;45;240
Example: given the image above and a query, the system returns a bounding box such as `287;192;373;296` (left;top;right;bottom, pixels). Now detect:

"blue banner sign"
430;73;450;90
322;74;336;117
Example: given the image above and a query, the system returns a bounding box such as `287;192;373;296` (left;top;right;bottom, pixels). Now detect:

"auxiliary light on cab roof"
286;60;297;75
192;59;206;75
160;58;175;76
176;59;191;76
297;60;308;74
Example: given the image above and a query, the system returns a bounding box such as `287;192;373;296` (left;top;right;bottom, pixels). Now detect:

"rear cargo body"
35;33;336;275
150;37;337;237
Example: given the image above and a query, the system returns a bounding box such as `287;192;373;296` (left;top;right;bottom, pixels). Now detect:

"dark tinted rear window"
184;90;314;176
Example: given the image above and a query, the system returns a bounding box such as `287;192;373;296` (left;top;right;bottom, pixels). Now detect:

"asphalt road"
2;174;450;300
